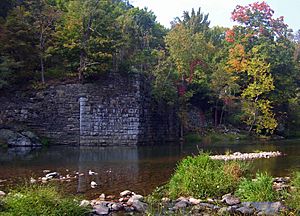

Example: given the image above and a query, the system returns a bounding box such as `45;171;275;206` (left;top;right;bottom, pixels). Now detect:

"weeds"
286;171;300;213
0;184;90;216
168;153;248;199
235;172;277;202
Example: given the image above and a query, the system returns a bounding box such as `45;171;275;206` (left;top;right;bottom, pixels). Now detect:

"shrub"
168;154;247;199
235;172;277;202
184;133;202;144
286;171;300;212
0;185;90;216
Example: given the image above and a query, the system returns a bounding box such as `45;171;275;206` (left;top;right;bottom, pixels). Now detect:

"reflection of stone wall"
77;147;139;193
0;73;179;146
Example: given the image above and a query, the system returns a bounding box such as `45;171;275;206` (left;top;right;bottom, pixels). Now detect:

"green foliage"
168;154;247;199
184;133;202;144
0;185;90;216
286;172;300;212
0;139;8;149
235;172;277;202
204;131;248;143
172;7;210;34
40;137;50;147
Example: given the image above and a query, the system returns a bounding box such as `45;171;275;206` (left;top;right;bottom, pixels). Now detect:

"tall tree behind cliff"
55;0;127;80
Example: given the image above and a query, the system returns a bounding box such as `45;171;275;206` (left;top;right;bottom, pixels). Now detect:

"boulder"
111;203;123;211
242;202;284;215
93;202;112;215
189;197;201;205
120;190;132;197
222;193;241;205
131;200;148;212
99;193;105;201
127;194;143;205
236;206;255;214
173;200;189;210
0;128;42;147
198;203;220;210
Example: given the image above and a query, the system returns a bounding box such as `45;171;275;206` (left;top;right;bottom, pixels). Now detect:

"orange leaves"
227;44;247;72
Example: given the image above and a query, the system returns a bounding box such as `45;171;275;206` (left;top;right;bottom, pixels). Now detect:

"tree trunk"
40;30;45;84
214;101;218;128
40;56;45;84
219;105;225;125
79;13;93;81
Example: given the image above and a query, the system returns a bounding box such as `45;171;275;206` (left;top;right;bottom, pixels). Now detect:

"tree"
29;0;60;83
115;7;166;73
225;1;296;134
172;7;210;34
0;5;39;80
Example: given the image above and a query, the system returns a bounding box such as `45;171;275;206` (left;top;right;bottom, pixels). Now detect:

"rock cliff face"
0;73;179;146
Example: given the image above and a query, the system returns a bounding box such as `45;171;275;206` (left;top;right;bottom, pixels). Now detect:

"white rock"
127;194;144;205
189;197;201;205
99;193;105;201
120;190;132;197
161;197;170;202
79;200;90;207
0;191;6;197
45;172;59;179
91;181;97;188
88;170;98;175
41;177;48;183
30;177;37;184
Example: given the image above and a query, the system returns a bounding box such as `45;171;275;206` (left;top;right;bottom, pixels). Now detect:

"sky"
129;0;300;32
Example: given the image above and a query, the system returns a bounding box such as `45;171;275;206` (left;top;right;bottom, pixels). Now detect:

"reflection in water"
76;147;139;194
0;139;300;197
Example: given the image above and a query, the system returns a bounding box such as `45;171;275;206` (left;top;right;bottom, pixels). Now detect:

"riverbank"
1;153;299;215
1;140;300;199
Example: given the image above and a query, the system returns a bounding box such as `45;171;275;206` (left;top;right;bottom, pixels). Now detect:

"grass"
286;171;300;213
167;153;248;199
235;172;277;202
0;185;90;216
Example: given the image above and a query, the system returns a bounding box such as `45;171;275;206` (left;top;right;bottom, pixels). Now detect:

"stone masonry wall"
0;73;179;146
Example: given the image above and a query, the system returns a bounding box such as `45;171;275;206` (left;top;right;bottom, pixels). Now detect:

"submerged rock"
45;172;60;179
91;181;97;188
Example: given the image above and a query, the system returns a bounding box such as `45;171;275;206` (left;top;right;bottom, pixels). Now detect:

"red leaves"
225;29;235;43
231;1;287;38
232;1;274;23
178;85;186;96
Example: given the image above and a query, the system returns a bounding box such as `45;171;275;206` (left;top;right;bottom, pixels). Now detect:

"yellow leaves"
165;24;211;77
228;44;278;134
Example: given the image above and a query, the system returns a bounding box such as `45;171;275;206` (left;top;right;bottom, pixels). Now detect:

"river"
0;139;300;199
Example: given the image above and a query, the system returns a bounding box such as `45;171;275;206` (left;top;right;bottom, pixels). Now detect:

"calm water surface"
0;139;300;199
